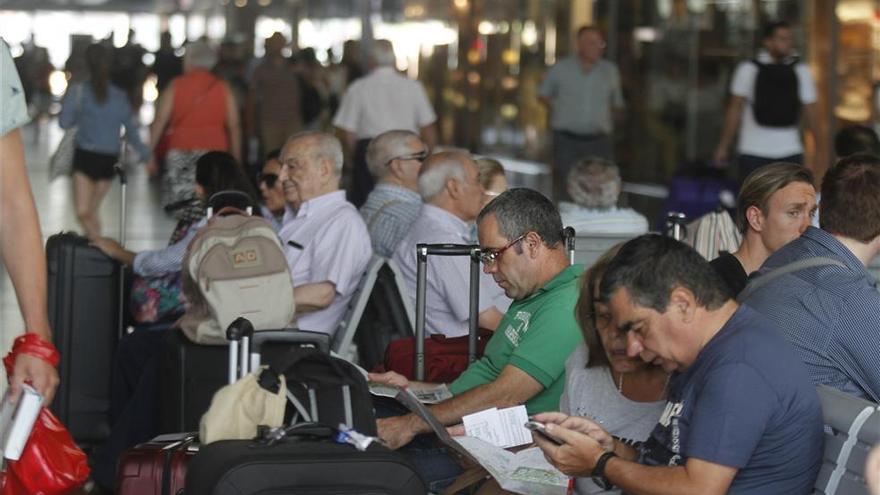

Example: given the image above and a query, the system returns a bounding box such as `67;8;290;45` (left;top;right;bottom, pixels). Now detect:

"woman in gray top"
560;244;669;494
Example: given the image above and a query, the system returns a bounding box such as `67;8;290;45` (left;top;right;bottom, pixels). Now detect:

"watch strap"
591;450;618;490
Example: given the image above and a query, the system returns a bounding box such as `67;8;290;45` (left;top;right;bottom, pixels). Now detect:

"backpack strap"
737;256;847;303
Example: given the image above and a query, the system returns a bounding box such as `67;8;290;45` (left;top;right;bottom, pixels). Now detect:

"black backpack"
271;347;377;436
751;58;801;127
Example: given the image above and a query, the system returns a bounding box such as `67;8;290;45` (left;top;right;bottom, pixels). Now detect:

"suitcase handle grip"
250;330;331;355
416;243;480;260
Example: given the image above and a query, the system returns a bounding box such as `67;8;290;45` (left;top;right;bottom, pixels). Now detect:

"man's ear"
524;231;542;258
745;205;765;233
668;287;696;324
446;177;461;199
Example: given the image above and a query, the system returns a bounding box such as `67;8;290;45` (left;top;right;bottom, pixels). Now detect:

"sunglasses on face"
259;173;279;188
479;233;526;265
385;149;429;168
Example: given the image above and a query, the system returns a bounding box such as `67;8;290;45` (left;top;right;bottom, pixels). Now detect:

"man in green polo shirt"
370;188;583;492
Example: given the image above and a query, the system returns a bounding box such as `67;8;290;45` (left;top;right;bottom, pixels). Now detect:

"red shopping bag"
1;335;89;495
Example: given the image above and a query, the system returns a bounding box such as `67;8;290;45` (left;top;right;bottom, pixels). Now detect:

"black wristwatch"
591;451;618;490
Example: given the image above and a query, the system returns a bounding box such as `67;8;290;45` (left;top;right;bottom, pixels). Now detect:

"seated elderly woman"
558;157;648;236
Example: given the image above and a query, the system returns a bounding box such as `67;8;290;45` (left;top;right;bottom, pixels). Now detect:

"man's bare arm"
409;365;543;434
419;123;438;151
293;282;336;314
607;457;737;495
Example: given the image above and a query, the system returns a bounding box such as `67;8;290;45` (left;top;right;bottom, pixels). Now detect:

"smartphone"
524;420;564;446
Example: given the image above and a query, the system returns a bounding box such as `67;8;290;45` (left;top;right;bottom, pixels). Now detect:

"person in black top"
710;162;816;296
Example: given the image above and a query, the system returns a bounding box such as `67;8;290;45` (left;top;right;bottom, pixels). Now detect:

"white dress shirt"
278;191;372;335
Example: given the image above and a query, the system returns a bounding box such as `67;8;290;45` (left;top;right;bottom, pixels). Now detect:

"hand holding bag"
1;335;90;495
49;85;83;181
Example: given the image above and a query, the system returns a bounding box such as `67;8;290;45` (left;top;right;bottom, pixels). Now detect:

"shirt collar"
801;226;875;282
520;263;584;302
422;204;471;241
756;49;797;64
375;183;421;202
294;190;347;220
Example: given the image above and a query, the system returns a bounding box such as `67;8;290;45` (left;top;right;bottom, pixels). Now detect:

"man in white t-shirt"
713;21;817;182
333;40;437;208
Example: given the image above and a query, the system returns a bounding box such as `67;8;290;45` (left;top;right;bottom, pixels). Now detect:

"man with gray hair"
372;188;583;492
277;131;372;335
333;39;438;207
392;151;510;338
360;130;428;257
559;157;648;235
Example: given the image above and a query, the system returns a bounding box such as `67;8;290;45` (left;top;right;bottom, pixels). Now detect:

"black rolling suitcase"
186;434;426;495
185;319;426;495
47;166;128;443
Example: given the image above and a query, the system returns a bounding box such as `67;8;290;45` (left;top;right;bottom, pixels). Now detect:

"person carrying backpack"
713;21;817;183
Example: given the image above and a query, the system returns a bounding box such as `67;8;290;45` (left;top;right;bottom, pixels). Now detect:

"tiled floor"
0;116;174;388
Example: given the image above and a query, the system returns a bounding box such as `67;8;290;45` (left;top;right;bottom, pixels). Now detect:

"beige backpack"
179;211;295;344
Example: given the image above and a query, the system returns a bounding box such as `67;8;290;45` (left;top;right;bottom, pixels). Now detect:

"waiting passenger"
277;132;372;335
742;153;880;401
558;157;648;235
534;234;823;494
392;151;510;337
475;157;509;208
258;148;293;231
710;162;815;296
360;130;427;258
371;189;584;492
92;151;258;324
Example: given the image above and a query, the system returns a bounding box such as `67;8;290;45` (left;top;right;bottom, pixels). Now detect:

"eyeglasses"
259;173;279;187
479;233;526;265
385;149;429;167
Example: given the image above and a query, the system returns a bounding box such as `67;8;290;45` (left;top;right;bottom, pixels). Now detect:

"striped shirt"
742;227;880;401
133;219;206;277
360;183;422;258
559;202;649;236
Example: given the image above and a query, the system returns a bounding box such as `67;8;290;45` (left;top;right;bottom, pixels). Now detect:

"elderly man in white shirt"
333;39;438;208
277;131;372;335
392;151;510;337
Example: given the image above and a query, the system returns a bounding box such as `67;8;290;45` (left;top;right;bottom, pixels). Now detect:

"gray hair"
418;151;469;202
366;130;420;179
566;157;621;209
286;131;344;176
371;39;396;67
184;41;217;70
477;188;564;247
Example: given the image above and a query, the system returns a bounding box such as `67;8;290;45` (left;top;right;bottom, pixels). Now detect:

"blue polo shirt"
742;226;880;401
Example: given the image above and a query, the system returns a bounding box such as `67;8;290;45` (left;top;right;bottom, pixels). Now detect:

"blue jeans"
374;398;464;492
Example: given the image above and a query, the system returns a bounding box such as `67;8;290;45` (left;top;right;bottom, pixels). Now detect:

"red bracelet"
10;333;60;368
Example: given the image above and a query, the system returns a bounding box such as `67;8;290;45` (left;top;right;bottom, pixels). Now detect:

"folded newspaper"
382;385;570;495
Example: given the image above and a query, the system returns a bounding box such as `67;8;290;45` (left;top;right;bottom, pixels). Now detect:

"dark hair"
195;151;259;210
576;243;623;368
266;148;282;162
762;21;791;40
599;234;730;313
477;188;564;248
576;25;603;39
736;162;814;233
85;43;111;103
834;125;880;158
820;153;880;243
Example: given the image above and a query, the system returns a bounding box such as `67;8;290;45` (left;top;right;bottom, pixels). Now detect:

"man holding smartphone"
533;235;823;494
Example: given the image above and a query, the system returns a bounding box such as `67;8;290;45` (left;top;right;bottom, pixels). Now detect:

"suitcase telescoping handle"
563;227;576;266
114;164;128;338
248;330;331;369
414;243;481;381
226;317;255;384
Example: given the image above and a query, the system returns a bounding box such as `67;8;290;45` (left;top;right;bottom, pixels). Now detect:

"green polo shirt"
449;264;584;415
